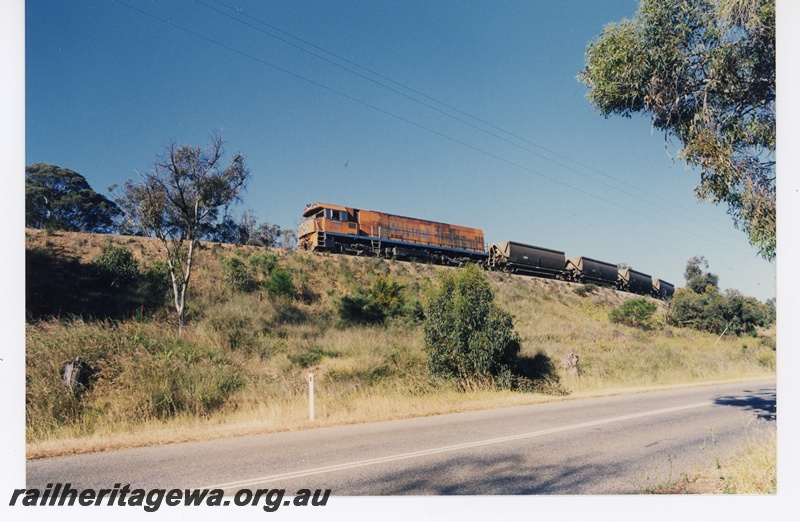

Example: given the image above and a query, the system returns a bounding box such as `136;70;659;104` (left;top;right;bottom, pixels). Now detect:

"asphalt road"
27;378;776;495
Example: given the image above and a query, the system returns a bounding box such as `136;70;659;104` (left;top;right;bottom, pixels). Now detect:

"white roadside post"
308;372;315;422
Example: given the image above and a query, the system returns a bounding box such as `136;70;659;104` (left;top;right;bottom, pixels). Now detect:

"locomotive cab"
298;203;360;251
303;204;352;222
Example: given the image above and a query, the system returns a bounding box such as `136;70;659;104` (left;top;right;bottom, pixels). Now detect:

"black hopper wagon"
487;241;566;279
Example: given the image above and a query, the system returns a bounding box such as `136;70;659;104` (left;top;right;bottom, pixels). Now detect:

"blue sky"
23;0;777;300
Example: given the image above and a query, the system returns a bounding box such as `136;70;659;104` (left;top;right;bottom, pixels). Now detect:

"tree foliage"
115;133;249;333
209;209;296;249
668;256;773;335
423;265;521;389
26;163;120;233
580;0;775;259
236;209;297;249
684;255;720;293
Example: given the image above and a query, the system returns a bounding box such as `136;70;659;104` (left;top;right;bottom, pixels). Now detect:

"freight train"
298;202;674;299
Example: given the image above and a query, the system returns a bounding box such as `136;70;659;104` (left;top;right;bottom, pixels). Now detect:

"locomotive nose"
298;218;319;251
298;219;314;235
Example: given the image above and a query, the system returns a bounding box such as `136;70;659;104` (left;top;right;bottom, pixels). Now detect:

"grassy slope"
25;229;776;459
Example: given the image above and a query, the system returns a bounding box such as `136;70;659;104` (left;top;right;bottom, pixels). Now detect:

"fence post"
308;372;315;422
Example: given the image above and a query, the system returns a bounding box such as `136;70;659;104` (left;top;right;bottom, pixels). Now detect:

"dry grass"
648;428;776;494
491;272;775;392
717;429;777;494
25;230;776;459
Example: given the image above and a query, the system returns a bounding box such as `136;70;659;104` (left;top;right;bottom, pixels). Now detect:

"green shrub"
141;261;172;304
264;267;295;297
221;257;254;292
288;346;338;368
423;264;521;389
338;293;385;324
249;252;277;276
574;283;599;297
609;298;658;329
93;246;139;288
337;276;408;324
401;297;425;322
370;276;405;316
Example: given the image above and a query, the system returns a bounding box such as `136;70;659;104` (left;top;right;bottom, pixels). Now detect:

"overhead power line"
198;0;739;238
114;0;747;252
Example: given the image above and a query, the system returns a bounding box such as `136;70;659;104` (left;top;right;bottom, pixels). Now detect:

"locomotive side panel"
357;209;383;239
373;212;484;254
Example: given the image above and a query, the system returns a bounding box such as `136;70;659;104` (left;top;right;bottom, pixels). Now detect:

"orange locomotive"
298;202;488;265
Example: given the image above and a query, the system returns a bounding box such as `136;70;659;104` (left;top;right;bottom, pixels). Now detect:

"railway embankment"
24;229;775;458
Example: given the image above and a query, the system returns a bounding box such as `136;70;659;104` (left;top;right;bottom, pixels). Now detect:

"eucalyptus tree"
423;264;521;390
25;163;120;233
580;0;775;259
116;133;249;333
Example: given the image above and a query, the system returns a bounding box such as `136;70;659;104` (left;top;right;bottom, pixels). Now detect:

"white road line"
200;400;713;490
